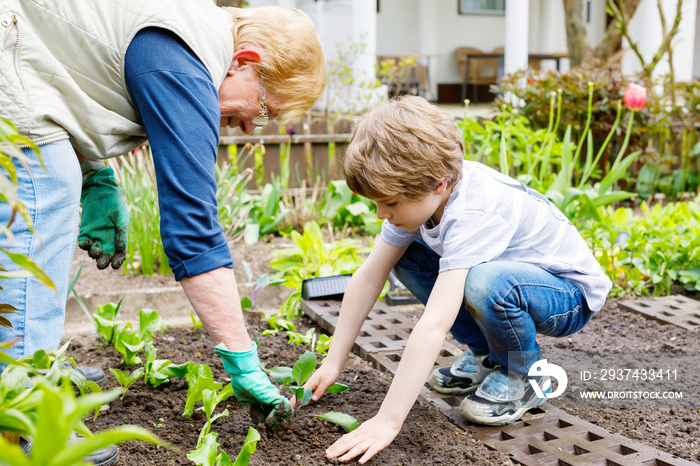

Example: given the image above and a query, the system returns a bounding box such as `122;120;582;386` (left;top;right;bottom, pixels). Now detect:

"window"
458;0;506;15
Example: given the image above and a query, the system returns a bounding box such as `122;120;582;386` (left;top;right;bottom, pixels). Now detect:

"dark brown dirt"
72;320;512;465
67;239;700;465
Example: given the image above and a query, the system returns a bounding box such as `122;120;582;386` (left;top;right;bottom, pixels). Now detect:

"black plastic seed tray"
301;275;352;300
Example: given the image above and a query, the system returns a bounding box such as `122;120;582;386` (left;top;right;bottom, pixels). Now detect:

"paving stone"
366;342;463;375
619;295;700;331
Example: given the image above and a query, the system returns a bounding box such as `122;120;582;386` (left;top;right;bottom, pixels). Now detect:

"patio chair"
455;46;501;103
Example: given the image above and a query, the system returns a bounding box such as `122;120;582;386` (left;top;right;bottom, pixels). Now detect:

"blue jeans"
0;139;81;365
393;239;593;375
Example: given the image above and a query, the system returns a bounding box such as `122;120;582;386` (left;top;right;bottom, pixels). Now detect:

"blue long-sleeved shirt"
124;28;234;280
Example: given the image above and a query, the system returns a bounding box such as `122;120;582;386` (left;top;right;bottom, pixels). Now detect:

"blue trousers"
393;239;593;375
0;139;81;365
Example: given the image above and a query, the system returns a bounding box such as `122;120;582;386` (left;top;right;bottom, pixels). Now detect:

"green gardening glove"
215;342;292;428
78;162;129;270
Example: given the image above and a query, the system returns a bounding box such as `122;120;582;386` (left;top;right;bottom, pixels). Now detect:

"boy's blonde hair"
224;6;326;120
344;96;464;201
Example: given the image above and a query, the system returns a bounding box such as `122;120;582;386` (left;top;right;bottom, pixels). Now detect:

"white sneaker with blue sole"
459;369;550;426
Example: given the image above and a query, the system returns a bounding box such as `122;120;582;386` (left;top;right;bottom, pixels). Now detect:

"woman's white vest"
0;0;233;159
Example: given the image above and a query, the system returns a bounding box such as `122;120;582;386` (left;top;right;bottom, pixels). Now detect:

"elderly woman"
0;0;325;447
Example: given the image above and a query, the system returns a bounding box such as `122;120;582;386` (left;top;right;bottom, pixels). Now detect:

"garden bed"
67;243;700;465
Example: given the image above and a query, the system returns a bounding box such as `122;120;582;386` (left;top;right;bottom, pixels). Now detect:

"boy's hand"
326;415;400;464
295;364;341;408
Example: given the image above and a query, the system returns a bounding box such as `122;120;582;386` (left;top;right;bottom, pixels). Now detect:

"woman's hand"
326;415;400;464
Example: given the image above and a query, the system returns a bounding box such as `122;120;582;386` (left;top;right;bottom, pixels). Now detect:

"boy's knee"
464;262;514;313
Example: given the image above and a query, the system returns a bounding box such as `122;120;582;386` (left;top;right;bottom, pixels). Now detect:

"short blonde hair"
224;6;326;121
344;96;464;201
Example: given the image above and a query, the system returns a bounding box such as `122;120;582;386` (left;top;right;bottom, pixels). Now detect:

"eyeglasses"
252;77;269;127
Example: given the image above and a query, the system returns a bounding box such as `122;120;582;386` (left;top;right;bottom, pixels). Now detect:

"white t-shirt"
380;161;612;312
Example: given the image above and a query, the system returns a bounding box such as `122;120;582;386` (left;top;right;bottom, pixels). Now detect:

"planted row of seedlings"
0;297;359;465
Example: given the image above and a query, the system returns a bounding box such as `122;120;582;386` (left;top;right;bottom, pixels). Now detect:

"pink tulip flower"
623;83;647;111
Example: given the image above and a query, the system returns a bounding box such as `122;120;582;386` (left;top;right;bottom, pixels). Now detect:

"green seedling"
190;312;204;331
260;313;296;336
137;308;162;341
183;364;223;418
239;260;284;312
142;342;194;388
109;367;144;400
114;322;146;366
0;370;172;466
187;427;260;466
268;351;358;432
195;385;234;446
91;299;125;347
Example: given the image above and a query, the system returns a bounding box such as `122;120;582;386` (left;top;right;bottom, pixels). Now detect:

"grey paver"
619;296;700;331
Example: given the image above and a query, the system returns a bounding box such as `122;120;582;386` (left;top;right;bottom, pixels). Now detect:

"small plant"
110;367;144;400
267;351;358;432
136;308;162;340
183;364;223;418
195;385;234;445
114;322;145;366
142;342;193;389
187;427;260;466
190;312;204;331
92;299;125;347
270;221;368;319
239;261;284;312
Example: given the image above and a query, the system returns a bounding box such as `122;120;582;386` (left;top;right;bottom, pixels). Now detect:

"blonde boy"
303;96;611;463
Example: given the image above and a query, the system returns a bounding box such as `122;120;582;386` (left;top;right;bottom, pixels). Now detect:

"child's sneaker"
459;369;550;425
428;348;493;395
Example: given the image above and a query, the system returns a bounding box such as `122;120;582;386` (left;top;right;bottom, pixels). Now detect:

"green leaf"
240;296;253;311
0;246;55;290
266;366;293;385
314;412;360;432
291;351;317;386
232;427;261;466
187;432;219;466
326;383;349;394
137;308;162;340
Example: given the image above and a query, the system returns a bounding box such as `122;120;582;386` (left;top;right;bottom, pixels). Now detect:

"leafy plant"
90;299;125;347
113;323;145;366
270;221;368;320
195;385;233;445
0;376;170;466
136;308;162;341
109;367;144;400
242;175;290;245
183;364;223;418
267;351;358;433
187;427;260;466
238;260;284;312
142;342;194;389
190;312;204;331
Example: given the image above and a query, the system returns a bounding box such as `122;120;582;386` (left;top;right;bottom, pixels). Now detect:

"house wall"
377;0;570;90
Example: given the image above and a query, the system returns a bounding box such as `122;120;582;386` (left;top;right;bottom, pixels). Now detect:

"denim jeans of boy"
393;239;593;376
0;139;81;367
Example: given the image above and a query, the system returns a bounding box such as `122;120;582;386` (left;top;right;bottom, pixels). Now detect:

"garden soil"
68;241;700;466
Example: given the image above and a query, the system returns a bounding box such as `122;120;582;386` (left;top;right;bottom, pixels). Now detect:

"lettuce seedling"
114;322;145;366
187;427;260;466
183;364;223;417
190;312;204;331
268;351;358;432
92;299;125;347
142;342;194;388
109;367;144;400
196;384;234;445
137;308;162;341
